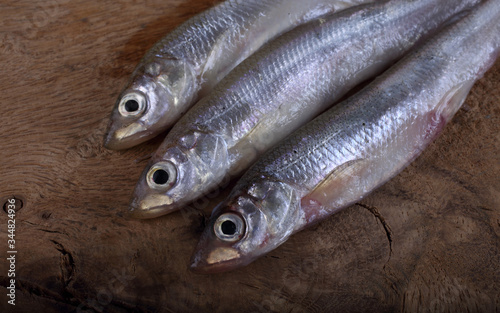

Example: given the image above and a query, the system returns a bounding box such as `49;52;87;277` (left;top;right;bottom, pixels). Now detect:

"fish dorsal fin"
300;158;370;223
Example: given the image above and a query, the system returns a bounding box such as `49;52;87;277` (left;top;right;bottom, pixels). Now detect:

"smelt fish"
191;0;500;273
104;0;371;149
129;0;480;218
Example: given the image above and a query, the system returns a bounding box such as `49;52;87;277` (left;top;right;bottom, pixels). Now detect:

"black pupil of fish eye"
152;169;169;185
221;220;237;236
124;99;140;112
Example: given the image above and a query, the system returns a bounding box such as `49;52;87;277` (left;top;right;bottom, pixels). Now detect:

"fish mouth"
189;247;247;274
189;237;255;274
126;193;180;219
104;121;148;150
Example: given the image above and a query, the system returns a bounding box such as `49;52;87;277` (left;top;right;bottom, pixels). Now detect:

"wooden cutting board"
1;1;499;312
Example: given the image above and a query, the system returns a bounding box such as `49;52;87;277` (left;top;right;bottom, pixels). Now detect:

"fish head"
127;131;230;218
190;180;299;273
104;57;197;150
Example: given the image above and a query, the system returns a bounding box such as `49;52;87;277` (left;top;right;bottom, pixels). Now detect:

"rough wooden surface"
1;1;499;312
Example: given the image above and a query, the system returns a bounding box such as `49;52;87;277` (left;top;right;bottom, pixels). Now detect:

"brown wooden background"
1;1;499;312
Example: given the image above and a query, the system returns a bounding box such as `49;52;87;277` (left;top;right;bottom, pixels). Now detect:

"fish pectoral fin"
200;29;236;92
418;79;476;144
300;158;370;222
155;58;197;107
436;79;475;121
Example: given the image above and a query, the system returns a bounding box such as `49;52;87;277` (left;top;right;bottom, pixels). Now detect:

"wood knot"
3;196;24;213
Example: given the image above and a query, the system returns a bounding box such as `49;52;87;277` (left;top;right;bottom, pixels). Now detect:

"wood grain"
0;1;499;312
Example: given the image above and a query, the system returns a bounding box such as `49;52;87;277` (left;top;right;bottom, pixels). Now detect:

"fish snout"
104;121;148;150
126;193;177;219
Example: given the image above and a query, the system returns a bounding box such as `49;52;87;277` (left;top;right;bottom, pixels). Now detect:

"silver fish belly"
104;0;371;149
190;0;500;273
128;0;480;219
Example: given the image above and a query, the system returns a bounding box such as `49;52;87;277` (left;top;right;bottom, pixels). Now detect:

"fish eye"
146;161;177;190
118;92;147;116
214;213;245;242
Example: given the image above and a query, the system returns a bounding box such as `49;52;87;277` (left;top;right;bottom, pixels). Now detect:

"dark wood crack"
50;240;76;288
356;202;393;258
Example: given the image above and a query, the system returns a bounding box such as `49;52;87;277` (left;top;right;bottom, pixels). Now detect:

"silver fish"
103;0;370;150
190;0;500;273
128;0;480;218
